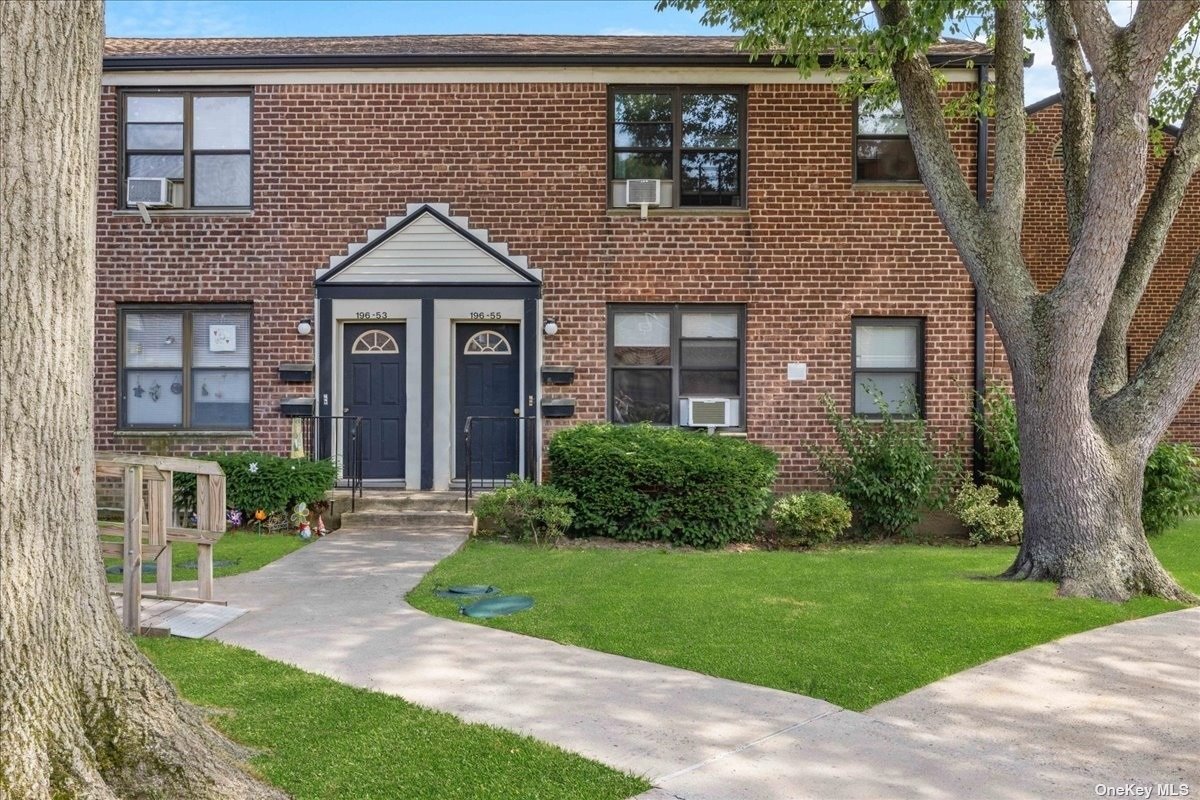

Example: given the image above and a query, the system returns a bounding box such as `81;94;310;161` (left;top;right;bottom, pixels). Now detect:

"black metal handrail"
463;415;533;512
300;415;363;511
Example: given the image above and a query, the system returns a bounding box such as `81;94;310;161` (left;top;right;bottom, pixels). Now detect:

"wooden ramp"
111;595;248;639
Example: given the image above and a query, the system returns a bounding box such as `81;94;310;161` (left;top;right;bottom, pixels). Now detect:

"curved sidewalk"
208;526;1199;799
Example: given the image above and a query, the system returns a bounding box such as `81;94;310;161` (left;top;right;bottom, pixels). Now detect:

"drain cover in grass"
105;563;157;575
435;585;499;599
179;559;240;570
460;595;534;619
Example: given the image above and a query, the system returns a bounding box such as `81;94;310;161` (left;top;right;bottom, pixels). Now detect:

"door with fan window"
343;323;406;480
455;324;520;482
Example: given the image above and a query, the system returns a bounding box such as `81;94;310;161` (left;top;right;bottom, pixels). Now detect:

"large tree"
664;0;1200;602
0;3;284;796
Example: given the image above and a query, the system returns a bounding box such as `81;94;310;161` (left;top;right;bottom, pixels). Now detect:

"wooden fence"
96;454;226;633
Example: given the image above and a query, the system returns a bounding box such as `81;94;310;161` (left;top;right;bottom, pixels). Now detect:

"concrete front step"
350;491;469;513
340;509;473;529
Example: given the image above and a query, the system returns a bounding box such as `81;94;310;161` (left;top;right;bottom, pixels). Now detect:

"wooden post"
151;471;173;598
195;474;225;601
122;465;142;634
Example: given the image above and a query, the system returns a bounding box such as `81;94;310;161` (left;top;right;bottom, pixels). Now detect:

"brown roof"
103;34;991;68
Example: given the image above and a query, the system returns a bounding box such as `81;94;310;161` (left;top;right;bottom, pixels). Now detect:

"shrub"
953;481;1022;545
975;383;1021;503
174;452;337;520
548;423;778;548
1142;443;1200;536
473;477;575;545
816;395;959;538
770;492;852;548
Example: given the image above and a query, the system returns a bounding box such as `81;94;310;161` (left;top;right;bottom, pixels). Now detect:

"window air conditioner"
126;177;178;208
685;397;735;428
625;178;661;219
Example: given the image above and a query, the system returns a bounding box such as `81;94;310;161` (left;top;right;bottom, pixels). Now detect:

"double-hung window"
122;91;252;209
120;306;253;430
851;317;924;417
854;98;920;183
610;87;745;208
608;305;745;426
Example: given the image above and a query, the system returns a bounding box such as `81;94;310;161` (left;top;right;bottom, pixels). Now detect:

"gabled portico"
314;203;542;490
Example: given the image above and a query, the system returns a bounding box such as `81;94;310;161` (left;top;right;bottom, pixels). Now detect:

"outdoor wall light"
542;317;559;337
296;319;313;336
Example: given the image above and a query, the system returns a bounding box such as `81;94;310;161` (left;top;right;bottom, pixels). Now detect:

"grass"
106;531;309;583
410;519;1200;711
140;637;649;800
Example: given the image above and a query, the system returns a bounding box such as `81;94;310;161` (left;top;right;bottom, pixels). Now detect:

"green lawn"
410;520;1200;711
106;531;309;583
140;638;648;800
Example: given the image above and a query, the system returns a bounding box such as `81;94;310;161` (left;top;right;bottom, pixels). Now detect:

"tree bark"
1001;337;1196;603
0;3;285;797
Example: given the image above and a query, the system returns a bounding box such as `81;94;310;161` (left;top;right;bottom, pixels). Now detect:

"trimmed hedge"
174;452;336;518
547;423;777;548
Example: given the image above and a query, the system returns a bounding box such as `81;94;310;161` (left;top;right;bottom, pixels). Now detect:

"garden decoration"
292;502;312;539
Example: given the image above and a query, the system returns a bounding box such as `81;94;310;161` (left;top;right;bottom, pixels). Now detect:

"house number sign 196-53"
469;311;503;320
355;311;389;319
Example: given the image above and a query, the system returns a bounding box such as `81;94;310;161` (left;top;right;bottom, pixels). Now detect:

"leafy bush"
1142;443;1200;536
770;492;852;548
473;477;575;545
975;383;1021;503
548;423;778;548
174;452;336;520
953;482;1022;545
816;395;959;538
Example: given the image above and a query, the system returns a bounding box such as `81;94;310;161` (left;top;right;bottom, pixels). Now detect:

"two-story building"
95;34;1199;491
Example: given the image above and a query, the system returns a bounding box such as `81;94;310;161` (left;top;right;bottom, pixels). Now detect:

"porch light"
543;317;559;337
296;319;313;336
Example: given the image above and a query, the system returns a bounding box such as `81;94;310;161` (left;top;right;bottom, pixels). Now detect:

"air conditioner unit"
684;397;736;428
126;177;178;208
625;178;661;219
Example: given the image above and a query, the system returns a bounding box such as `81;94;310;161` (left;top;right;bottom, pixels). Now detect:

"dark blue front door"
343;323;406;480
455;323;520;481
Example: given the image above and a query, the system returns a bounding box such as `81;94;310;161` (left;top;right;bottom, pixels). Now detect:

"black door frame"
314;285;541;490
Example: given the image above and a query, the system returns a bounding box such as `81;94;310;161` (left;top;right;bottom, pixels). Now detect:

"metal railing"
463;415;533;511
299;415;363;511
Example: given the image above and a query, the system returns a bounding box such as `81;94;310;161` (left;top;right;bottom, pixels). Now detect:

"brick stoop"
339;491;473;532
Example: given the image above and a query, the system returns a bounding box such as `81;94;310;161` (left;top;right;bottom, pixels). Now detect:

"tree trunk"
0;4;285;797
1002;360;1195;603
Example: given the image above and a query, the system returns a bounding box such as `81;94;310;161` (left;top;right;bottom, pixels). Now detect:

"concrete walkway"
208;527;1200;800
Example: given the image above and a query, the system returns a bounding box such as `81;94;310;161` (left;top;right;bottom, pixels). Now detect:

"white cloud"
107;1;247;38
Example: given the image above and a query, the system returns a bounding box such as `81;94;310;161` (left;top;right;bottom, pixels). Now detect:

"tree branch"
873;0;1037;346
1092;85;1200;401
1045;0;1093;248
1098;248;1200;448
988;0;1028;232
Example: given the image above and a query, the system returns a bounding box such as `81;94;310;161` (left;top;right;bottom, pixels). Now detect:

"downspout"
973;63;990;481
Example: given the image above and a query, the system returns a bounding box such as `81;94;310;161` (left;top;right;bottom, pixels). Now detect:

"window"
608;305;744;426
122;91;252;209
855;98;920;182
851;318;924;417
610;87;745;208
120;306;252;430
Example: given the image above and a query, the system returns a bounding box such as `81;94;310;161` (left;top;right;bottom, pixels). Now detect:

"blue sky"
105;0;1129;104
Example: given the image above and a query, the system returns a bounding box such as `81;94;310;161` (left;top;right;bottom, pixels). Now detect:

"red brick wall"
96;79;985;488
1020;103;1200;444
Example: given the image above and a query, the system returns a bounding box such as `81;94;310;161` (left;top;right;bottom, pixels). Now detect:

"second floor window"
610;87;745;208
855;99;920;183
122;91;252;209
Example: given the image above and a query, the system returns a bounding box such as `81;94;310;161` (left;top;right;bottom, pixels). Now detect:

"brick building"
95;35;1199;490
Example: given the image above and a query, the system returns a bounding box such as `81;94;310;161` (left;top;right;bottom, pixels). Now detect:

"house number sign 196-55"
355;311;389;319
469;311;503;320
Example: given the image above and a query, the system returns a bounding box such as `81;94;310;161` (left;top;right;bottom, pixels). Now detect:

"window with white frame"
608;305;744;426
120;306;252;429
851;317;924;417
